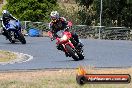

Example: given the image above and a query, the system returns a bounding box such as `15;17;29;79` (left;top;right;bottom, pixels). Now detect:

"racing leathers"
49;17;83;56
1;13;17;39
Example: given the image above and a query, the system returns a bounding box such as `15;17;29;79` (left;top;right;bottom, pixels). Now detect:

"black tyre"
9;38;15;43
8;31;15;43
65;45;79;61
76;75;86;85
78;52;85;60
18;32;26;44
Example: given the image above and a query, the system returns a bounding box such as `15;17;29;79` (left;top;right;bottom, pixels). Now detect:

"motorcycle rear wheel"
78;52;84;60
18;32;26;44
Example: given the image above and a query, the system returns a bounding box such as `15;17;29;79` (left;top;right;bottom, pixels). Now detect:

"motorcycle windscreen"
7;20;17;30
56;30;64;38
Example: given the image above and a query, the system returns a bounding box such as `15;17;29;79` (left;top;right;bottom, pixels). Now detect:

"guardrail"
72;25;132;40
0;21;132;40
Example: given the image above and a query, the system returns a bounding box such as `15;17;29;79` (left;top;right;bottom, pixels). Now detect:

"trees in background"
2;0;132;28
76;0;132;28
75;0;95;25
0;0;3;4
4;0;58;22
94;0;132;27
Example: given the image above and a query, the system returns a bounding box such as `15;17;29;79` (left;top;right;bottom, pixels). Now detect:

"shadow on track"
54;58;90;62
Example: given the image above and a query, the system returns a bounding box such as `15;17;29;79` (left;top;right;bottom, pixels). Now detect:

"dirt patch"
0;50;16;62
0;50;33;65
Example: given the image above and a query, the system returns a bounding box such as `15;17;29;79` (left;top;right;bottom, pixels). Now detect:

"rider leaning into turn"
1;10;18;39
49;11;83;56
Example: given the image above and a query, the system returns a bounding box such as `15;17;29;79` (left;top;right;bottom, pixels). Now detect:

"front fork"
8;30;21;39
70;38;78;47
63;40;75;52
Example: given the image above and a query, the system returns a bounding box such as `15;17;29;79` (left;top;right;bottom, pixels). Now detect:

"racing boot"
77;40;84;48
56;44;63;50
2;31;9;40
2;31;6;36
71;32;83;47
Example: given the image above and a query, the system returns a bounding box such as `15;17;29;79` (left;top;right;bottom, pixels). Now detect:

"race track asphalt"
0;35;132;71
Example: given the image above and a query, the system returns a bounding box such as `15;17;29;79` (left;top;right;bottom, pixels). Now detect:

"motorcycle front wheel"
7;31;15;43
65;44;80;61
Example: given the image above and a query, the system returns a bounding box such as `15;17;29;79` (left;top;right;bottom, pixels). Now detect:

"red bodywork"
48;31;75;52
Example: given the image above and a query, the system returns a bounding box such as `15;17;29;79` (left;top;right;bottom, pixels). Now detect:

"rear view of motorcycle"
48;30;84;61
5;20;26;44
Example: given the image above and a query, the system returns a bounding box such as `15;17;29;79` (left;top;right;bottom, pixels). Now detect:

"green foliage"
76;0;132;28
57;3;80;25
78;6;95;25
4;0;58;22
75;0;94;8
75;0;95;25
25;22;48;31
2;0;132;28
93;0;132;28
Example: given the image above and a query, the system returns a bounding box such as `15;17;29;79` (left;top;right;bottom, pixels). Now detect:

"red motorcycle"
48;30;84;61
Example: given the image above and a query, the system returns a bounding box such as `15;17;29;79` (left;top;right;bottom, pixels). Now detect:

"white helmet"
2;10;9;14
50;11;59;20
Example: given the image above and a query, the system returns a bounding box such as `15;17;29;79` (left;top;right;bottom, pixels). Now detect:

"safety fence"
0;21;132;40
72;25;132;40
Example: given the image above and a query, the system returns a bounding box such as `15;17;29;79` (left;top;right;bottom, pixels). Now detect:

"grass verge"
0;50;16;62
0;68;131;88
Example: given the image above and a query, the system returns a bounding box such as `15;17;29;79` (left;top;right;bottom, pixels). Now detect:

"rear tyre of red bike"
78;51;84;60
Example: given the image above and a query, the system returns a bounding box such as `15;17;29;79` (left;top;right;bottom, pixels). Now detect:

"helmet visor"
51;16;56;21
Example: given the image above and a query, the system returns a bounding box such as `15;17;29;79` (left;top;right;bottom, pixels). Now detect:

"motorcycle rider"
1;10;18;39
49;11;83;56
